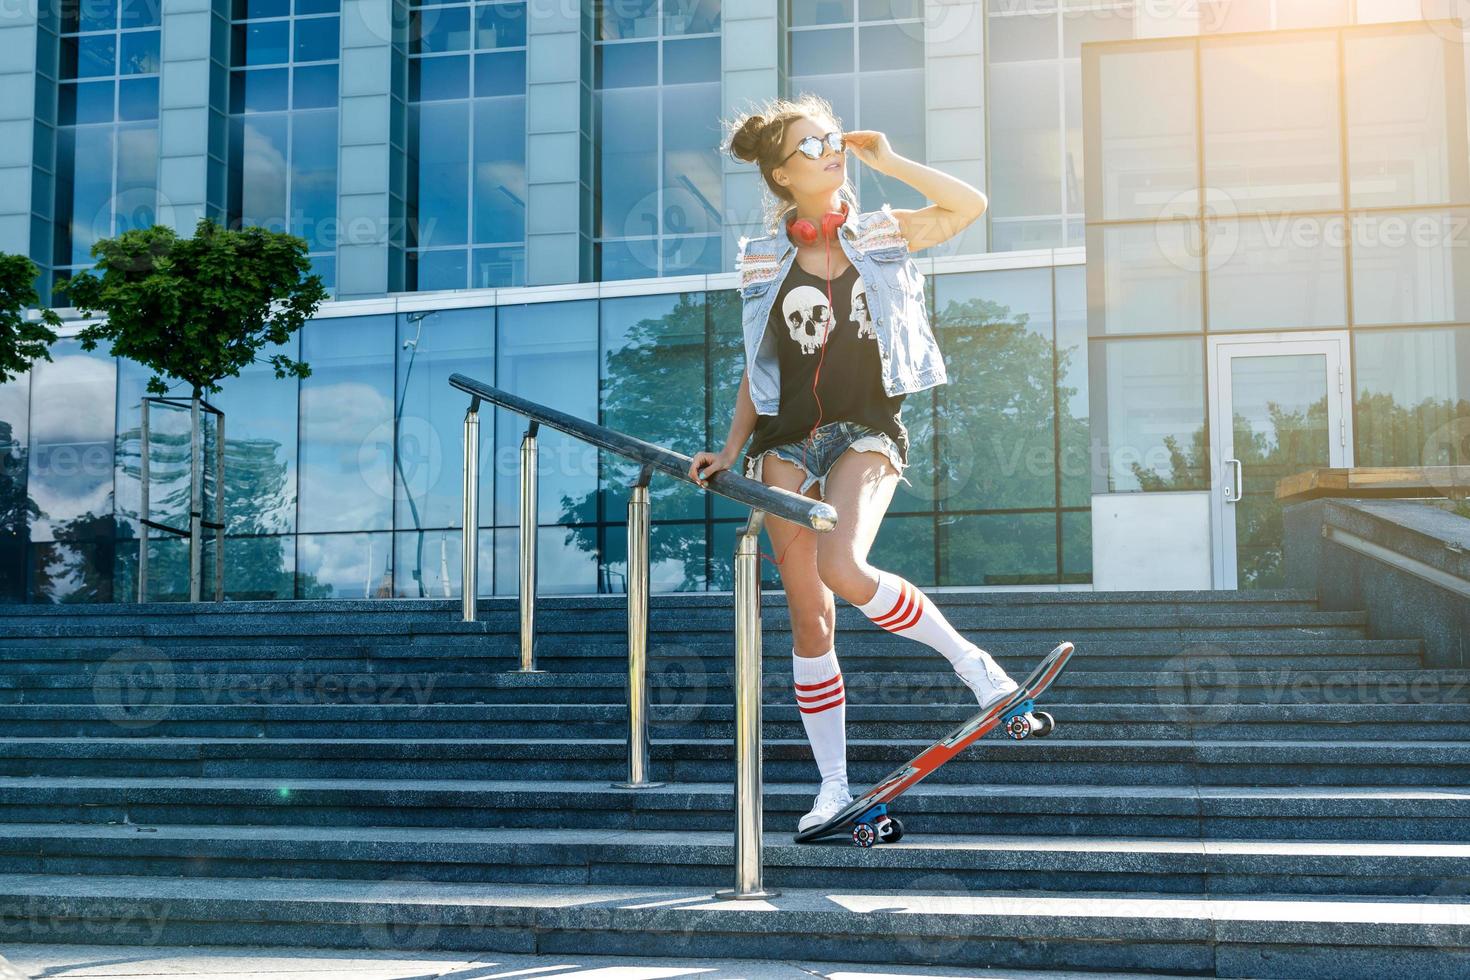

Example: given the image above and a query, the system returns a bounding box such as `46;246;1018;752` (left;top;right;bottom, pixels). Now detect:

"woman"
687;94;1020;834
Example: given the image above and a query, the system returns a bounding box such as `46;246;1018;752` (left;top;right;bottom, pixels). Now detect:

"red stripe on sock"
886;593;923;632
795;680;844;704
794;675;842;692
798;695;845;714
875;581;922;631
875;580;912;625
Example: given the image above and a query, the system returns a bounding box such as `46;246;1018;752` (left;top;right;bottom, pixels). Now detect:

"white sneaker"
798;780;853;833
953;645;1019;710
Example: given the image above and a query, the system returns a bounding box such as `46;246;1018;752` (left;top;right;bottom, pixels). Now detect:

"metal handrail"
448;371;836;900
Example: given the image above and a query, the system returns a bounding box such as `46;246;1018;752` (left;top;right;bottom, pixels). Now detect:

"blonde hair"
721;93;859;238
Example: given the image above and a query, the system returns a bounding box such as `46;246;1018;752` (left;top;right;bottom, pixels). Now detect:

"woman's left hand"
842;130;896;173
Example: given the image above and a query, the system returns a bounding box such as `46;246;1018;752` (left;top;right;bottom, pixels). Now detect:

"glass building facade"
1;0;1466;601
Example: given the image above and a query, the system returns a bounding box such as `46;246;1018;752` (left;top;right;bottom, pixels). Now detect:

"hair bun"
729;114;769;165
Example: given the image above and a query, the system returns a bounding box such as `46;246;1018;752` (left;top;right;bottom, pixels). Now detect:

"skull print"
782;284;834;355
850;277;876;340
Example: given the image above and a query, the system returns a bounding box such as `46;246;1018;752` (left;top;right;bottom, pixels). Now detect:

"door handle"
1223;458;1243;503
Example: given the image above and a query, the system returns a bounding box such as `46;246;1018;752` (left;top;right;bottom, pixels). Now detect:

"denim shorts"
743;420;912;499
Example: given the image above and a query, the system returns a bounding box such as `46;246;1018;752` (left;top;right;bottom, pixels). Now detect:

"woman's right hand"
688;448;734;488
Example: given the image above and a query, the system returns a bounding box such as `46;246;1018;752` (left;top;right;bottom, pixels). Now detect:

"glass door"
1207;332;1351;590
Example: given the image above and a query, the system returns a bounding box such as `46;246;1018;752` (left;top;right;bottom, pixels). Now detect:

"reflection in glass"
599;521;707;593
298;315;395;534
296;531;394;598
1096;43;1196;221
0;375;29;602
1089;336;1206;492
1354;326;1470;468
1227;353;1330;590
494;524;598;595
1350;210;1470;326
940;512;1056;587
1086;221;1202;335
1055;265;1090;508
1206;216;1346;331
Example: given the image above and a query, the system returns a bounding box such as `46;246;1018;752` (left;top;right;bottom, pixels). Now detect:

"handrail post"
715;508;778;900
138;398;150;602
461;398;481;622
614;465;663;789
517;421;543;672
188;394;203;602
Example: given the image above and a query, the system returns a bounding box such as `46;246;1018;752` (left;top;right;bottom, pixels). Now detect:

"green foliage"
55;218;325;397
0;253;63;384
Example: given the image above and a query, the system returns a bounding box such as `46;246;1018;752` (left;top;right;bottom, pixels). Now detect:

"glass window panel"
1060;509;1091;583
233;114;289;233
33;539;115;602
861;0;920;19
114;122;158;233
660;79;721;262
1345;29;1467;209
224;535;296;599
27;340;117;542
989;60;1061;229
394;308;493;530
596;40;657;88
1062;5;1132;58
66;81;116;124
120;0;161;28
857;69;925;210
211;335;300;535
1351;209;1470;326
707;288;748;522
295;0;339;14
414;100;469;246
1086;221;1203;334
1063;58;1083;222
1096;43;1197;221
1354;325;1470;467
412;249;468;290
600;293;706;523
791;0;853;27
665;0;719;34
1088;336;1207;492
292;64;338;109
869;514;936;585
940;513;1058;586
298;315;395;534
413;55;470;101
293;15;340;62
235;21;290;66
231;68;290;112
492;524;597;595
934;269;1057;511
117;76;158;120
1054;265;1091;508
295;531;394;598
393;528;468;598
663;37;719;84
290;110;337;249
790;28;852;76
120;31;161;74
57;125;116;265
493;301;598;528
77;34;116;77
471;245;524;288
474;49;524;96
600;0;658;39
858;23;923;71
80;0;118;32
1202;35;1340;214
600;521;708;593
472;95;527;244
988;12;1057;62
415;6;470;53
597;87;658;240
1205;215;1346;331
238;0;290;18
477;2;527;48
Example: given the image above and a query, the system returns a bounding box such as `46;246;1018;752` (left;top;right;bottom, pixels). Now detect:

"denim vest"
735;203;949;416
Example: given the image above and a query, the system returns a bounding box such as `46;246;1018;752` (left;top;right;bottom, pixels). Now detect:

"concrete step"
0;872;1464;977
1;702;1466;741
5;777;1468;840
4;667;1460;707
0;822;1465;897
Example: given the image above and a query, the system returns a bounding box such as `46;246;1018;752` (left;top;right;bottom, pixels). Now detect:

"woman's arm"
718;368;757;464
842;130;987;252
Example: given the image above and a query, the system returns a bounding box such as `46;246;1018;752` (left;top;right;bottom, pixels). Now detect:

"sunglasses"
778;132;845;166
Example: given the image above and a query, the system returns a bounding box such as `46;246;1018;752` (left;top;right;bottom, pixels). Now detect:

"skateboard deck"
792;640;1077;846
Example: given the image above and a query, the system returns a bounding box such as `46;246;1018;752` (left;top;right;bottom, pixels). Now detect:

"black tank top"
744;259;908;468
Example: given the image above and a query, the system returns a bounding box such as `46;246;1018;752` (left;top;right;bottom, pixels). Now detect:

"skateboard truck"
850;802;904;848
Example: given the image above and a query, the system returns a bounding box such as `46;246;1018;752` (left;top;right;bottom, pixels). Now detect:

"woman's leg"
815;444;1018;707
755;453;847;792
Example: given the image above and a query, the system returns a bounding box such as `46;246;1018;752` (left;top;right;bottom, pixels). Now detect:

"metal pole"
517;423;542;672
614;477;663;789
214;410;225;602
461;401;480;622
188;394;202;602
138;398;150;603
715;509;778;900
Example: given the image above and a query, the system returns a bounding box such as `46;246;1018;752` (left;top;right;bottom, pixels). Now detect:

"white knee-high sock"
856;569;1016;696
792;646;847;790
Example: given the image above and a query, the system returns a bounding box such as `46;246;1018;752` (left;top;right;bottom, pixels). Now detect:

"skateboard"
792;640;1077;847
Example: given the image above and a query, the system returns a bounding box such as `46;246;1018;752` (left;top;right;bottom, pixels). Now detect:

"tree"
0;253;63;384
54;218;327;601
55;217;323;397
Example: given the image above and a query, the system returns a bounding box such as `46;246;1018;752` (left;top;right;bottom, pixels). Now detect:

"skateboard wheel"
852;822;877;848
879;816;904;843
1032;710;1055;737
1004;713;1032;740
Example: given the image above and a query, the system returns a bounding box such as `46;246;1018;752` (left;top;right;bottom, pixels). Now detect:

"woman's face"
774;115;846;197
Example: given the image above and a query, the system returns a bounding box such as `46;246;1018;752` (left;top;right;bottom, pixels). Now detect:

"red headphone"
763;200;852;570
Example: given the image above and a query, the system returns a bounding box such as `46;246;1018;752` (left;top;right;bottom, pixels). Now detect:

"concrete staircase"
1;590;1467;976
